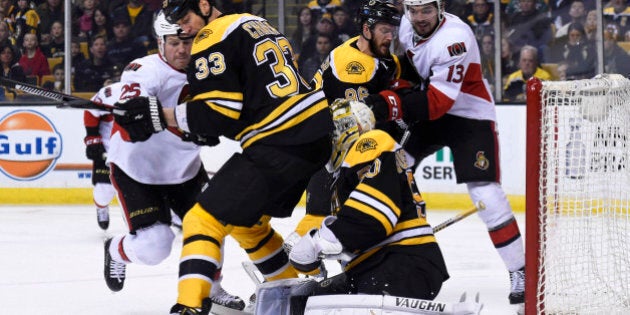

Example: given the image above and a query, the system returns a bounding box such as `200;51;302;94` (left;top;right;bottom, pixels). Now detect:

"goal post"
525;75;630;314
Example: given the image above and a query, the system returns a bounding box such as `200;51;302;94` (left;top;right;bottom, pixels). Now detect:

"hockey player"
111;1;333;314
362;0;526;307
102;11;245;311
287;0;414;254
83;107;116;230
289;99;449;302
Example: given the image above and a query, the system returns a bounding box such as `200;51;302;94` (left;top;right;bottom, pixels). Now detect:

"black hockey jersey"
185;13;332;148
312;36;401;103
328;129;445;275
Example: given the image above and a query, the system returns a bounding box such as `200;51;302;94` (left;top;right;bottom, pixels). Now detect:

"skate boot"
103;238;126;292
97;206;109;230
170;298;212;315
509;267;525;304
210;282;246;312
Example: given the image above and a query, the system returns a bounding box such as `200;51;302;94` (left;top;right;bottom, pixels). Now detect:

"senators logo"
447;42;467;57
346;61;365;75
473;151;489;170
355;137;377;153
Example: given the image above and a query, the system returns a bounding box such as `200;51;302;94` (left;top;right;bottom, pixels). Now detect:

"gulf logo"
0;110;63;180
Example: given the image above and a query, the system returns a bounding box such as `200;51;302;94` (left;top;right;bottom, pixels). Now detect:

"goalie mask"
326;99;376;173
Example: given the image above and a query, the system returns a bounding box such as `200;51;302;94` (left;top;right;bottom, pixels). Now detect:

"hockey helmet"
154;11;181;55
326;99;376;173
356;0;402;29
403;0;444;22
162;0;215;24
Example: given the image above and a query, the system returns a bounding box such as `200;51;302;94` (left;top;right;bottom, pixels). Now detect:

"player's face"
406;4;439;37
371;22;397;57
163;35;193;70
176;11;207;37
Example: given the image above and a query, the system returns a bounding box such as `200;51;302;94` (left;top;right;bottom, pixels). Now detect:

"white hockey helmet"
403;0;444;23
154;10;181;56
326;99;376;172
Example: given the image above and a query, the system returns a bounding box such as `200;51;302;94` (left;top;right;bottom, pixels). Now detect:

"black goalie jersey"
328;129;448;278
184;13;332;148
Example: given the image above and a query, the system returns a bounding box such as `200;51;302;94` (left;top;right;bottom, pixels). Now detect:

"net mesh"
536;74;630;314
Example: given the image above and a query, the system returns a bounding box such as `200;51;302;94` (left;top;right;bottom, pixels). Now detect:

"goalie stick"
0;77;116;112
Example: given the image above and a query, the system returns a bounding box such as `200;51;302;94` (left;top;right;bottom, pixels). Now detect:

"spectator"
14;0;40;47
0;40;26;82
74;34;114;92
503;45;552;101
466;0;494;42
554;0;587;40
501;36;519;77
0;0;17;27
42;62;64;92
504;0;548;15
583;9;598;43
604;0;630;36
87;8;112;42
299;14;341;69
18;32;50;81
603;23;630;77
300;32;333;81
307;0;341;21
39;19;64;57
110;0;155;47
549;0;593;31
106;14;146;67
77;0;96;39
505;0;553;62
548;22;595;80
0;20;15;47
70;38;86;74
556;61;568;81
290;6;316;61
480;33;496;93
36;0;64;45
331;6;357;42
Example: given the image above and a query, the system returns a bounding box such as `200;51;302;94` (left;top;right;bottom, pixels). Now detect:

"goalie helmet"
403;0;444;23
326;99;376;172
356;0;402;29
154;11;180;56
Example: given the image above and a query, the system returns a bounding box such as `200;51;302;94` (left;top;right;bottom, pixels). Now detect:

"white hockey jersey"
106;54;203;184
398;12;496;122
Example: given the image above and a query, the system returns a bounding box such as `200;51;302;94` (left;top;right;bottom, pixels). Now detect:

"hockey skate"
96;206;109;230
103;238;126;292
209;282;247;314
170;298;212;315
509;267;525;304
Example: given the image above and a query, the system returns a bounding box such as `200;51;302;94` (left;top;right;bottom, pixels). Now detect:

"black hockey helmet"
356;0;402;29
162;0;215;24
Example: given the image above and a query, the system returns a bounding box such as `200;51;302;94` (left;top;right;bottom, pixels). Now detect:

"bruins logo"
346;61;365;75
195;29;213;43
355;137;377;153
473;151;490;170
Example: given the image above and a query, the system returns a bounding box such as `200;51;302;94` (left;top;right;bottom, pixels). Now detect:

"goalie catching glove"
113;96;166;142
289;216;352;274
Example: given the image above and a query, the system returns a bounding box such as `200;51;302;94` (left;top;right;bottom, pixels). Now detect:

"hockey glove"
113;96;166;142
363;90;403;122
84;135;106;160
388;78;413;92
181;132;220;146
289;216;348;273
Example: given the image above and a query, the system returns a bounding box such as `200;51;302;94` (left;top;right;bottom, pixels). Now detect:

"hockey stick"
0;77;115;112
432;201;485;233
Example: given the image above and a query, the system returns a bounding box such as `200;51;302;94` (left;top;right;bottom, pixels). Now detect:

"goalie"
289;99;449;301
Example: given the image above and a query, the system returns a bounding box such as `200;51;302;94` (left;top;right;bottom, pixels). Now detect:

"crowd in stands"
0;0;629;102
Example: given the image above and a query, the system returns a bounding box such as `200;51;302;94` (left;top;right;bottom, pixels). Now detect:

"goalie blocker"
253;278;483;315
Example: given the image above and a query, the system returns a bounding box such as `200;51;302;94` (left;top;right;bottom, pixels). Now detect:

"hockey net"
525;75;630;314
